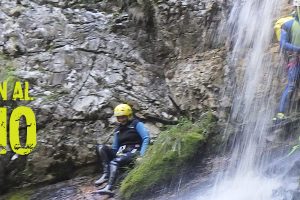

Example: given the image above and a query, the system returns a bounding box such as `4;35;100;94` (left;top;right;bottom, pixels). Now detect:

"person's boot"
107;161;118;187
97;161;118;195
95;161;109;186
97;184;113;195
95;145;111;186
94;173;108;186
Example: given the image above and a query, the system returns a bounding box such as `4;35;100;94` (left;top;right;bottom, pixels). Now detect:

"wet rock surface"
1;155;225;200
0;176;116;200
0;0;232;196
1;0;299;199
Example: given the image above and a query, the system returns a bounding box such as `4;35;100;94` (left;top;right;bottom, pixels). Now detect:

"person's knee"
113;156;123;163
110;160;119;170
95;144;102;156
96;144;108;154
113;154;134;166
96;144;112;162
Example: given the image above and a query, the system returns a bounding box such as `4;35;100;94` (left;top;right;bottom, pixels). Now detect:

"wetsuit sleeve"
280;27;300;52
111;132;119;153
136;122;150;156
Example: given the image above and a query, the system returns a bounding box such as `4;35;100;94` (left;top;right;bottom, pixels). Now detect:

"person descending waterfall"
273;0;300;123
94;104;150;195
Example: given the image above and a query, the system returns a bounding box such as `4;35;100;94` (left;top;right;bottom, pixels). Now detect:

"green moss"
42;93;61;102
5;188;34;200
0;54;18;94
119;113;216;199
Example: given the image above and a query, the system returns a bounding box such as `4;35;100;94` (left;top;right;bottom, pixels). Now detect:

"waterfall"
186;0;299;199
220;0;283;177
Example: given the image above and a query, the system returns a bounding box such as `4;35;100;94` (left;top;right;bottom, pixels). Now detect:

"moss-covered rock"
4;188;34;200
119;113;216;199
0;54;18;95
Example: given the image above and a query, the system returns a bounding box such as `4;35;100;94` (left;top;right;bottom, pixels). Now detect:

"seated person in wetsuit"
95;104;150;194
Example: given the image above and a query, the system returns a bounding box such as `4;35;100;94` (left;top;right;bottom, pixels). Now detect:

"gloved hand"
116;151;125;157
116;145;126;156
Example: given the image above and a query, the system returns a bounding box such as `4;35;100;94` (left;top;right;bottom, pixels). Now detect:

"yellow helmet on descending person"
114;104;132;117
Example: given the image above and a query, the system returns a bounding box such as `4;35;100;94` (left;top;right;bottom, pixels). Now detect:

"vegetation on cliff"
0;54;17;93
119;113;216;199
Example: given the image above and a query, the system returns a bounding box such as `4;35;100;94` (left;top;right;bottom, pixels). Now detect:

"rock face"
0;0;231;192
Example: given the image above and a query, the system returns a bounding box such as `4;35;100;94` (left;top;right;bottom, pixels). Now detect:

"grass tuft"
119;113;216;199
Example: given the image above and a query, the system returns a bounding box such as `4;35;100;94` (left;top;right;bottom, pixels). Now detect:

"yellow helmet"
114;104;132;117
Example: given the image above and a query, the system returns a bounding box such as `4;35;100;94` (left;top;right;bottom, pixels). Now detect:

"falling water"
220;0;283;176
186;0;299;200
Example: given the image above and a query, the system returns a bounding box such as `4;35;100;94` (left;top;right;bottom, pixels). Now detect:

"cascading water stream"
220;0;283;176
185;0;299;199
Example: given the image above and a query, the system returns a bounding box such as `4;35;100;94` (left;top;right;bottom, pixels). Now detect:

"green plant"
119;113;215;199
0;55;19;96
5;188;34;200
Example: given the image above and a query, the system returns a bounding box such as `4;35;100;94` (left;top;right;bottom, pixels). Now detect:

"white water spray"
221;0;283;175
187;0;299;200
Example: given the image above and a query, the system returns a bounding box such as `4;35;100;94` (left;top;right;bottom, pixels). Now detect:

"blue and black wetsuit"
95;118;150;188
278;16;300;113
111;119;150;156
